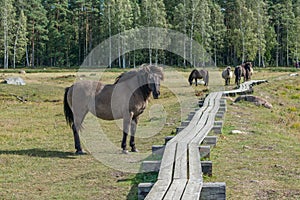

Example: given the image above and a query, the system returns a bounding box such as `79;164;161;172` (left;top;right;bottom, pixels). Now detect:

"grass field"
0;67;299;199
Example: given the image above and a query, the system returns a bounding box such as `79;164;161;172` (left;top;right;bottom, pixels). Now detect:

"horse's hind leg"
72;110;88;155
130;117;139;152
72;125;83;154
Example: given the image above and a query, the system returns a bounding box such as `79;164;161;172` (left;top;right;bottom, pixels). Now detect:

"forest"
0;0;300;68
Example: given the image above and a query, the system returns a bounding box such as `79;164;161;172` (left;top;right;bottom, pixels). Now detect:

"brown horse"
234;62;253;86
234;65;244;86
63;65;164;154
243;62;253;81
188;69;209;86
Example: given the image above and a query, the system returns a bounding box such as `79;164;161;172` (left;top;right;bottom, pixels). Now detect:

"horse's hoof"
75;150;86;155
131;148;139;153
122;150;129;154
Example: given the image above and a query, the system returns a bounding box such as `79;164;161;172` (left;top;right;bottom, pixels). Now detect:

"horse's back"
67;80;104;108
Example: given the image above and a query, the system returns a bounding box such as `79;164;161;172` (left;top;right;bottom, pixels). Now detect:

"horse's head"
188;69;197;86
226;66;231;74
141;65;164;99
148;73;161;99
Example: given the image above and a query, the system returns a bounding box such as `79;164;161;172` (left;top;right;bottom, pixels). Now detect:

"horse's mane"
114;70;137;84
114;64;164;84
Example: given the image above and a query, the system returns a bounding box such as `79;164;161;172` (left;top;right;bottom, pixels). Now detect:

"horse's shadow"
0;148;77;159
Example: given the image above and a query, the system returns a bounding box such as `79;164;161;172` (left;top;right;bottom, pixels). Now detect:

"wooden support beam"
201;161;212;176
152;145;165;156
199;99;205;107
187;111;196;120
202;136;217;146
199;145;210;159
212;121;223;134
142;161;161;172
220;99;226;107
176;126;185;134
200;182;226;200
216;111;225;119
138;182;154;200
165;136;174;144
181;120;190;126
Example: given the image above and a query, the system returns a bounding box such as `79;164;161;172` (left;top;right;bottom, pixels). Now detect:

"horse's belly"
94;105;123;120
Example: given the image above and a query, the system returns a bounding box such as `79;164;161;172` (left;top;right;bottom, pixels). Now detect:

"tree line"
1;0;300;68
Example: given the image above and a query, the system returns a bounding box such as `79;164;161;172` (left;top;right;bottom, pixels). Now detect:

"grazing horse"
63;65;164;154
222;66;233;85
188;69;209;86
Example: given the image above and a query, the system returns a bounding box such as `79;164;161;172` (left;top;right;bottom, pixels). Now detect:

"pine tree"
24;0;48;67
209;1;226;66
140;0;167;64
44;0;71;66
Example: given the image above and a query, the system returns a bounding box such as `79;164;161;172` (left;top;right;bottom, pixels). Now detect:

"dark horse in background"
234;62;253;86
188;69;209;86
64;65;164;154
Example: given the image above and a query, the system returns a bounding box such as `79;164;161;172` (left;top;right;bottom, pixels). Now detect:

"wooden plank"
173;142;188;179
191;92;222;145
157;142;177;180
188;143;203;180
163;179;188;200
144;180;171;200
170;94;213;144
181;144;203;199
181;180;203;200
176;93;218;144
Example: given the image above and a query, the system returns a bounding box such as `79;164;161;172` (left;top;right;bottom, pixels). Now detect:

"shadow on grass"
121;172;158;200
0;148;77;159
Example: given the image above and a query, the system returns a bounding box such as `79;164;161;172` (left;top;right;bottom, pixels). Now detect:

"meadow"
0;67;299;199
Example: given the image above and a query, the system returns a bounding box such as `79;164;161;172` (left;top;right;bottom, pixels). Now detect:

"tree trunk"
276;24;279;67
190;1;195;67
3;6;8;69
108;5;112;68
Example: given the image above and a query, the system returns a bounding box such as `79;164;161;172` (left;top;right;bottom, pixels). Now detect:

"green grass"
206;72;300;199
0;67;299;199
0;68;199;199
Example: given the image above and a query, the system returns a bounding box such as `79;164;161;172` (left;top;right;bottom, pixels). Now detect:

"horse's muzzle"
153;91;160;99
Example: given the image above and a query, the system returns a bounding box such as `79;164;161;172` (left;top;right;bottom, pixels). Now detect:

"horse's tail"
64;87;74;128
205;71;209;86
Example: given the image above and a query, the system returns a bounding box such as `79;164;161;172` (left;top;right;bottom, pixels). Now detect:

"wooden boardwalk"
138;80;267;200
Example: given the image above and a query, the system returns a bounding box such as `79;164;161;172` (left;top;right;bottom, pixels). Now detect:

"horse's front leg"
121;112;133;154
130;117;139;152
195;78;198;86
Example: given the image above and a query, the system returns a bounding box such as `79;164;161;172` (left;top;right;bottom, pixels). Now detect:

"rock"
234;95;273;109
18;70;26;74
4;77;26;85
230;130;245;134
289;73;298;76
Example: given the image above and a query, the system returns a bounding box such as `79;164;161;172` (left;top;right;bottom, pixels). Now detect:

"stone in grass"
230;130;246;134
4;77;26;85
